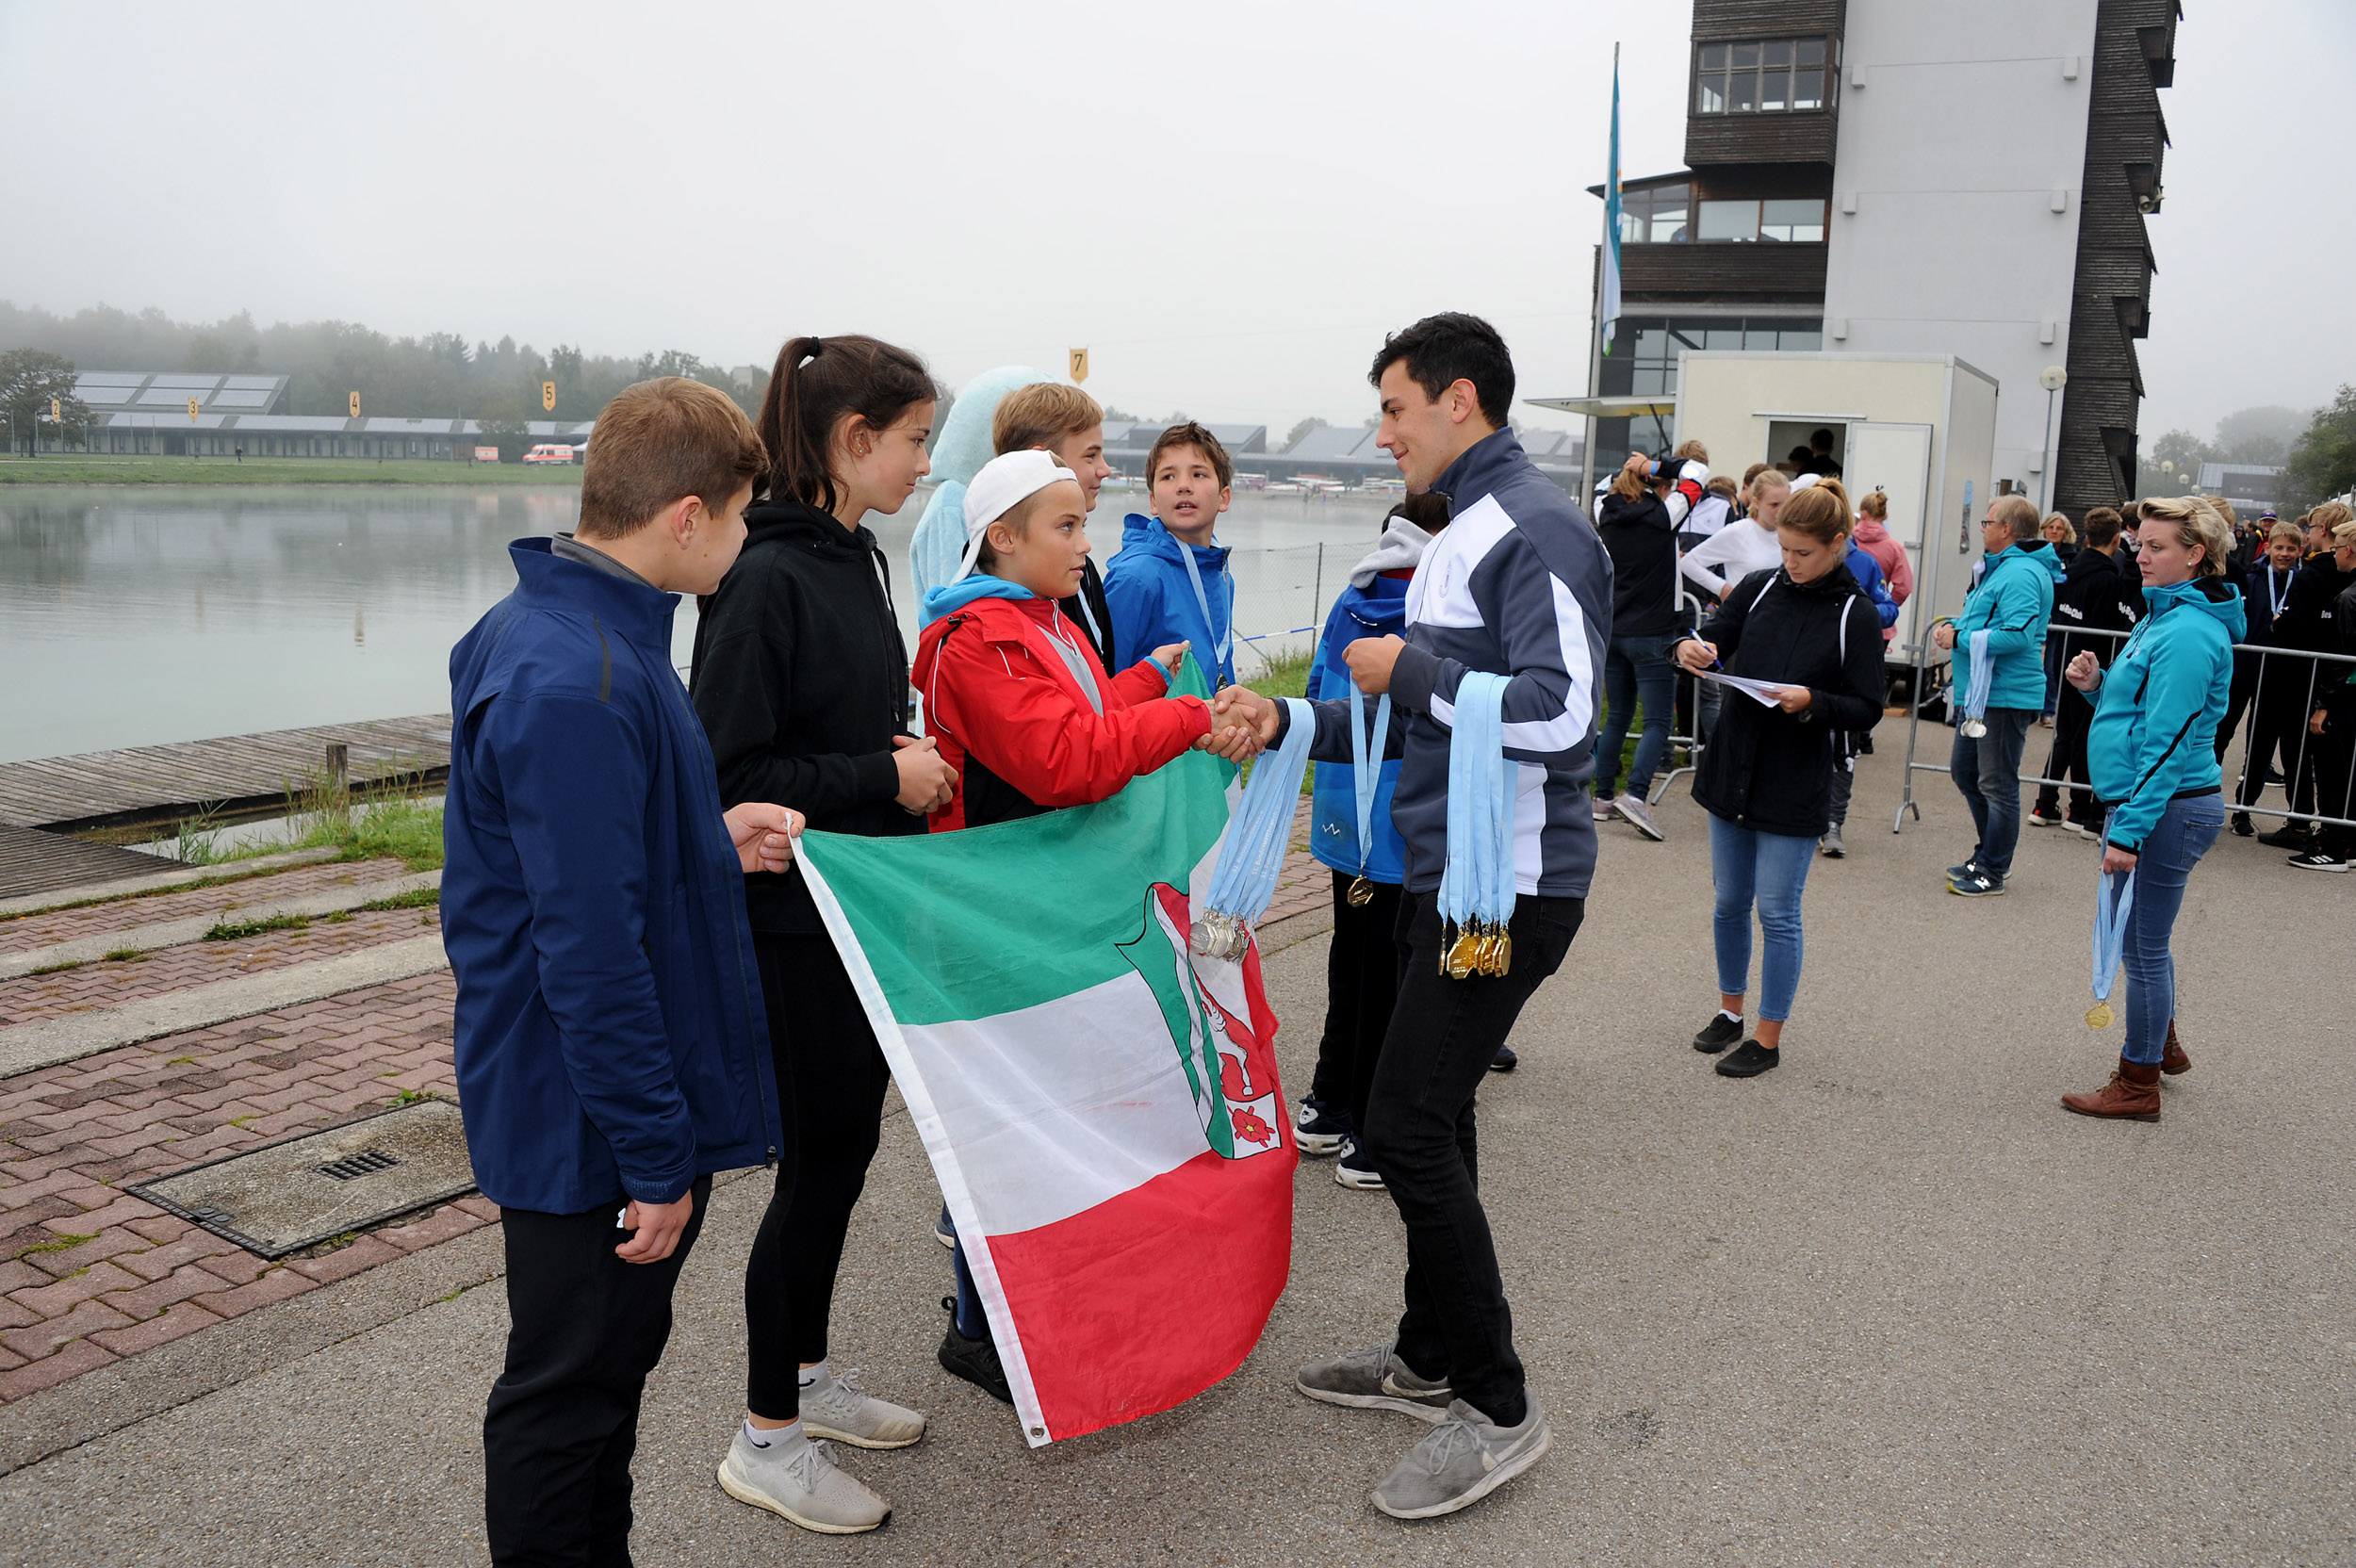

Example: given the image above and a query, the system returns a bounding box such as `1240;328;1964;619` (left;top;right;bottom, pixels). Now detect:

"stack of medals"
1344;685;1395;912
2086;855;2134;1030
1435;671;1516;981
1191;696;1317;962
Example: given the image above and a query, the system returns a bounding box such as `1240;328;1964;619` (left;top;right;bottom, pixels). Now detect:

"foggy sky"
1;0;2344;441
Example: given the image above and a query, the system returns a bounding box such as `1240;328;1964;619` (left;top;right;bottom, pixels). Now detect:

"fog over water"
0;484;1402;763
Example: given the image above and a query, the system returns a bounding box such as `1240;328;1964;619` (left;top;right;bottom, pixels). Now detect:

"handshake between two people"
1203;634;1410;761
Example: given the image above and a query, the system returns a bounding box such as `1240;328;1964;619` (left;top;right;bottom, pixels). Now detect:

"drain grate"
129;1100;475;1258
318;1150;401;1182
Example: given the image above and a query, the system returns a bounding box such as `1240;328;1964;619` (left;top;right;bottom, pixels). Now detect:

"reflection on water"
1;482;1400;764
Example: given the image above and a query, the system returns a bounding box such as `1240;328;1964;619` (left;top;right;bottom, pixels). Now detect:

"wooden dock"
0;714;452;833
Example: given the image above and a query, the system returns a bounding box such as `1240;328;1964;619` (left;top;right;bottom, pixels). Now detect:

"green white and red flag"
794;703;1295;1446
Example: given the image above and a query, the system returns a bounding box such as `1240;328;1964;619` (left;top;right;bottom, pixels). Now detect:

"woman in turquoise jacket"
2058;496;2244;1122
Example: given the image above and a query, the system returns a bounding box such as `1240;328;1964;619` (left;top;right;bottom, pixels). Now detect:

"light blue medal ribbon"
2086;857;2135;1029
1345;683;1394;907
1174;539;1235;685
1193;697;1315;960
1437;672;1515;978
1958;628;1994;737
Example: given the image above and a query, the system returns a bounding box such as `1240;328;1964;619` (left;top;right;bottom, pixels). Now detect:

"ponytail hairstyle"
755;334;940;512
1609;463;1648;503
1777;482;1853;547
1857;488;1889;519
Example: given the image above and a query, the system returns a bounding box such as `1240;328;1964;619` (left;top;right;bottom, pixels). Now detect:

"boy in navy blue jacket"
444;378;799;1567
1104;421;1238;686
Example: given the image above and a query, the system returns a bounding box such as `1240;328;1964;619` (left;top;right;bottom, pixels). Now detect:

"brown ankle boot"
2161;1021;2189;1075
2061;1056;2162;1121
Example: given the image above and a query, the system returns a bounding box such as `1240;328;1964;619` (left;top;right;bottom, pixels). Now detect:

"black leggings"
744;933;892;1422
1305;870;1404;1135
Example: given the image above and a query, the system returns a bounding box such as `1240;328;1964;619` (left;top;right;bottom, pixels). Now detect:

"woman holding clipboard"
1672;483;1886;1078
2058;497;2241;1121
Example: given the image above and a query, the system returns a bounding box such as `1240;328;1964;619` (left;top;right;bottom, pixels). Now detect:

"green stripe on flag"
795;662;1234;1026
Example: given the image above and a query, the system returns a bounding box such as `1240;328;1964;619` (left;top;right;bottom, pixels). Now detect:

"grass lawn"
0;456;581;487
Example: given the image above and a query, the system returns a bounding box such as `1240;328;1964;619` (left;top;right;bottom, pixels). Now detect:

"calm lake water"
0;482;1402;763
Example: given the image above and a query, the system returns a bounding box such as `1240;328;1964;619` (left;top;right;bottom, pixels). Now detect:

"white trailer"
1669;351;2000;695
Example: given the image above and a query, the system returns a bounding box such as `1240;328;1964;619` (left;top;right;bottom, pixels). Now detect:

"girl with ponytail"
691;333;950;1534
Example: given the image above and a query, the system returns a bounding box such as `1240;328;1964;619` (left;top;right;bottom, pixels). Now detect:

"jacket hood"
1350;516;1435;588
745;499;880;558
1853;516;1891;546
2143;575;2248;641
2064;546;2120;583
2004;540;2069;584
1118;513;1229;569
920;574;1033;628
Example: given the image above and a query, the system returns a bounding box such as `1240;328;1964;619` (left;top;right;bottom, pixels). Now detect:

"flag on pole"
1600;46;1624;356
794;672;1295;1447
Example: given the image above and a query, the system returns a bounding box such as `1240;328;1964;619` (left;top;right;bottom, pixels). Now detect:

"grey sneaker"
1371;1395;1553;1520
1591;794;1614;821
1818;825;1845;858
1297;1338;1452;1421
800;1365;924;1450
716;1425;890;1535
1612;793;1665;841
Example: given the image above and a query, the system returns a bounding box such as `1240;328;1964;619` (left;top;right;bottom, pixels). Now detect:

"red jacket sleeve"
1108;657;1172;708
932;626;1211;809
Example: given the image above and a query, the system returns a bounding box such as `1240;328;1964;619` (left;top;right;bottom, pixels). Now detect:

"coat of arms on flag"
794;694;1295;1446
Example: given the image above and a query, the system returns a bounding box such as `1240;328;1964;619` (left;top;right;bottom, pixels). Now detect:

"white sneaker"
717;1424;891;1534
1590;796;1614;822
1333;1135;1385;1190
1612;793;1665;841
800;1365;924;1449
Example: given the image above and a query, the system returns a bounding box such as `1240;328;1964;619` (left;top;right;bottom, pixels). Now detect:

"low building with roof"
2197;462;2284;519
50;372;591;459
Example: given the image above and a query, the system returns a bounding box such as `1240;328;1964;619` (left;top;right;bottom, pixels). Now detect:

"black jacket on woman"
1688;562;1887;837
691;499;923;935
1595;488;1680;639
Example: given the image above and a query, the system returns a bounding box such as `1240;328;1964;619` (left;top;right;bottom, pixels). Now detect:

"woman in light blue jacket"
2059;497;2243;1122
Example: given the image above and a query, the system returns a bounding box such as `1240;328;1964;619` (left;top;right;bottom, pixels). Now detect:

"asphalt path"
4;742;2351;1566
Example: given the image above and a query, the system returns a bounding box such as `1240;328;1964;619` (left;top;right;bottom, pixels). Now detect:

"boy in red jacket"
911;448;1258;1396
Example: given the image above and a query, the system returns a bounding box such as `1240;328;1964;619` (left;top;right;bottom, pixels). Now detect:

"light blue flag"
1600;48;1623;356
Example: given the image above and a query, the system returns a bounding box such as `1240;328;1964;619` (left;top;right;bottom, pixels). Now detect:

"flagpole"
1581;41;1620;508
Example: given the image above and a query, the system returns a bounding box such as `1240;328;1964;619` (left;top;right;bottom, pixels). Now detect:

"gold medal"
1347;876;1373;907
1446;928;1478;980
2085;1001;2115;1029
1497;931;1513;976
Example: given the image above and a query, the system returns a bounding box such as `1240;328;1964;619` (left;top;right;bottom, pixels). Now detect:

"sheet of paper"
1695;669;1790;708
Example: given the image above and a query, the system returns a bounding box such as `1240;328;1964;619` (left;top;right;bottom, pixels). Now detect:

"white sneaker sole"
1296;1378;1452;1424
1612;798;1665;841
1333;1165;1385;1191
716;1460;889;1535
1372;1421;1553;1519
801;1415;925;1450
1296;1132;1345;1157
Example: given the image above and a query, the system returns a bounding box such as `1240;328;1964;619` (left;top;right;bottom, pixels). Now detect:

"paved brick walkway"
0;905;438;1028
0;969;471;1402
0;858;413;955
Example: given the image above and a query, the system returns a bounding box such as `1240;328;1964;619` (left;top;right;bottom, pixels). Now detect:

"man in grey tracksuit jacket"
1274;424;1611;1458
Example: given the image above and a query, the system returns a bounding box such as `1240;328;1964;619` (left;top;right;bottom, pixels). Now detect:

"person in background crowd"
2041;513;2080;563
2258;502;2354;852
2217;519;2308;835
991;382;1119;669
1680;474;1736;552
1780;444;1814;477
2037;514;2082;724
2058;496;2241;1120
2031;507;2134;836
1801;429;1843;479
1683;468;1790;745
1104;423;1239;687
1852;489;1915;620
1791;478;1894;858
1674;482;1883;1077
1738;462;1770;514
2286;516;2356;871
1933;495;2064;897
693;334;953;1535
1593;449;1700;841
2305;508;2336;564
1295;491;1454;1189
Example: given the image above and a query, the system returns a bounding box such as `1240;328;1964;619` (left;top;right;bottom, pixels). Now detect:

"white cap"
955;449;1077;581
1790;472;1822;491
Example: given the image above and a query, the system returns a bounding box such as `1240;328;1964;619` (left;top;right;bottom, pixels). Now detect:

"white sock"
798;1360;829;1389
1719;1008;1742;1023
744;1417;801;1449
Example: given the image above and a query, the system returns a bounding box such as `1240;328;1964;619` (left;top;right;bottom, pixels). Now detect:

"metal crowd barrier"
1894;621;2356;835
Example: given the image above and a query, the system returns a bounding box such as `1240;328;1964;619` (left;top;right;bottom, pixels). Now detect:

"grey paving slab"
0;747;2351;1566
0;934;449;1079
0;869;439;980
0;845;344;922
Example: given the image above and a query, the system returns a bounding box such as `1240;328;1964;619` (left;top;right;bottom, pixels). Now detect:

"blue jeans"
2110;792;2224;1066
1706;813;1817;1022
1595;633;1676;800
1951;707;2035;875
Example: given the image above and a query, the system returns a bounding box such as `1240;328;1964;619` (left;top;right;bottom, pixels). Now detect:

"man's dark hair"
2083;506;2121;547
1368;313;1515;428
1386;491;1452;533
1809;428;1835;451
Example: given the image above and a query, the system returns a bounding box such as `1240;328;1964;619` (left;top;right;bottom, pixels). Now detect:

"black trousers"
2237;682;2320;813
484;1175;712;1568
2034;682;2099;825
1305;870;1404;1135
1365;889;1581;1426
744;933;892;1421
2214;649;2261;761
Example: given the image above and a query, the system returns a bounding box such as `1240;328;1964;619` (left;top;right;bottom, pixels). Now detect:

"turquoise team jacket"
1951;541;2066;710
2086;576;2246;854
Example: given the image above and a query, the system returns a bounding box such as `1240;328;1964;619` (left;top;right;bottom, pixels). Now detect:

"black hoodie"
1595;487;1681;639
691;499;923;935
2050;545;2135;670
1688;563;1887;838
